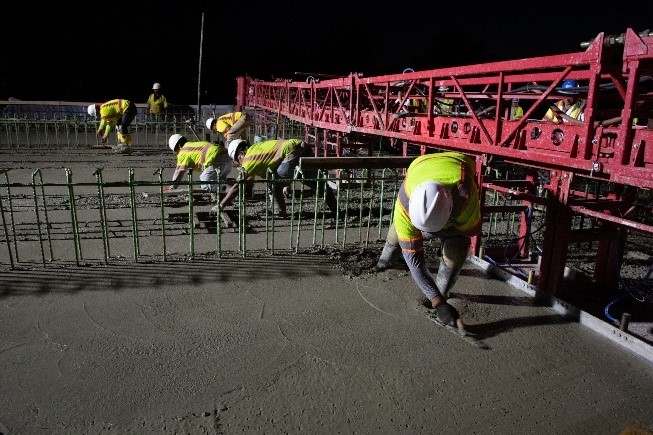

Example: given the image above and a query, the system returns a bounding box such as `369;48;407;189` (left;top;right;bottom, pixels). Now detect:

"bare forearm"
169;170;185;189
220;183;239;208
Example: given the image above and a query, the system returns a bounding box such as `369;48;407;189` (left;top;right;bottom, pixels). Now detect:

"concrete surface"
1;255;652;434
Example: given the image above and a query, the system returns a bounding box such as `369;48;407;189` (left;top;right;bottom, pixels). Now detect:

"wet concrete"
0;256;651;434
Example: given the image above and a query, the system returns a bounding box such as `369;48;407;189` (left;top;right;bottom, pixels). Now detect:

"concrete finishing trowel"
426;310;491;350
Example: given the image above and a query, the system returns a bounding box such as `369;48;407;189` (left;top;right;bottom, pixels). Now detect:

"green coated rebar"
363;169;380;246
0;171;15;269
233;169;246;255
93;168;110;264
215;168;223;257
187;169;195;259
1;170;20;263
318;170;327;247
31;170;49;266
289;167;301;253
154;168;168;261
128;169;140;261
356;170;366;244
65;168;82;265
265;169;276;253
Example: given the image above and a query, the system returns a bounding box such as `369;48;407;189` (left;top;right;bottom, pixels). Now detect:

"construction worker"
434;86;454;115
205;111;252;144
87;99;137;154
374;151;481;328
510;98;524;120
211;138;337;218
146;83;168;121
542;80;585;123
164;134;233;194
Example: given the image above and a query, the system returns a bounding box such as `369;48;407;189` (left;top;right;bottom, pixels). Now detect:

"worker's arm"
220;175;255;208
165;167;186;191
402;239;460;325
402;248;442;305
96;119;111;140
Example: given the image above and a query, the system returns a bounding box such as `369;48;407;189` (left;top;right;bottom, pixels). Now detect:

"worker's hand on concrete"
435;301;460;326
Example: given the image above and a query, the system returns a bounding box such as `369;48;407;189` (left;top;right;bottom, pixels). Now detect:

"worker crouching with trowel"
374;151;481;329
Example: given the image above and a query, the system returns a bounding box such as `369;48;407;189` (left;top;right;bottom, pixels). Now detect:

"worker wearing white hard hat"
147;82;168;121
212;138;338;219
374;152;481;329
165;134;233;194
87;98;137;154
205;111;253;144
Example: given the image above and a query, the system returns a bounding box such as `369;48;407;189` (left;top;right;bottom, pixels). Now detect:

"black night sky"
1;1;651;105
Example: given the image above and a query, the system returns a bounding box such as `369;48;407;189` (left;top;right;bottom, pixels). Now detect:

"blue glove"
435;301;459;326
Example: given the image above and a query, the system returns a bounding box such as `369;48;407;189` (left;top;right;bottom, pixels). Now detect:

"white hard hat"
168;134;185;152
205;118;216;131
153;83;161;90
87;104;96;117
409;181;453;233
228;139;247;160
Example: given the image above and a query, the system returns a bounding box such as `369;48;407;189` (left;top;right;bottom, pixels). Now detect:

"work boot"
116;144;132;155
373;242;402;272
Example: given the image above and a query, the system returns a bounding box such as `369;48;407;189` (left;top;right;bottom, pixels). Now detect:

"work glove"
434;301;460;327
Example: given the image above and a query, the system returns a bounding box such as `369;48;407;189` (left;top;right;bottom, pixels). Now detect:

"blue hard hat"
561;80;578;89
560;79;579;95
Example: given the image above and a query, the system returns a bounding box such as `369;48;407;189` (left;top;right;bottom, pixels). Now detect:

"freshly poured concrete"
0;149;651;433
0;257;651;434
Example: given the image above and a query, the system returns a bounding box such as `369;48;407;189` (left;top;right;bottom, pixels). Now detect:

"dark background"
1;1;651;105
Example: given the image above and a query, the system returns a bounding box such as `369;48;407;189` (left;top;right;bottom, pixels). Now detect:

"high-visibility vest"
241;138;303;178
393;152;481;251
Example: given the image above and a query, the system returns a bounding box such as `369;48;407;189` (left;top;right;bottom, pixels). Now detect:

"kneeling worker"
374;151;481;328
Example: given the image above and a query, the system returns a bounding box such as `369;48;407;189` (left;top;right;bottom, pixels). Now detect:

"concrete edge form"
467;255;653;365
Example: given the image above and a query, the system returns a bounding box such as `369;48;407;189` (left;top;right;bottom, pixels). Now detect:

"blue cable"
604;295;626;326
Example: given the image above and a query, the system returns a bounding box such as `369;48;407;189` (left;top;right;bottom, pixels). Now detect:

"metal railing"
0;165;411;269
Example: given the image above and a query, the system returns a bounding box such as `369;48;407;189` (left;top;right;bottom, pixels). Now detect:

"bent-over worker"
165;134;233;194
374;151;482;327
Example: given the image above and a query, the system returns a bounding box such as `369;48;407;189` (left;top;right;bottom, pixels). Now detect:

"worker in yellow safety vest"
374;152;482;328
434;86;455;115
542;80;585;123
146;83;169;121
164;134;233;194
87;99;137;154
510;98;524;120
212;138;338;218
205;111;253;144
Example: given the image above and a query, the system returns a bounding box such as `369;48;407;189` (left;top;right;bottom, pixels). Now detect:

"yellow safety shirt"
240;138;303;178
214;112;246;135
147;93;168;115
97;99;131;139
393;152;481;254
175;141;226;173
